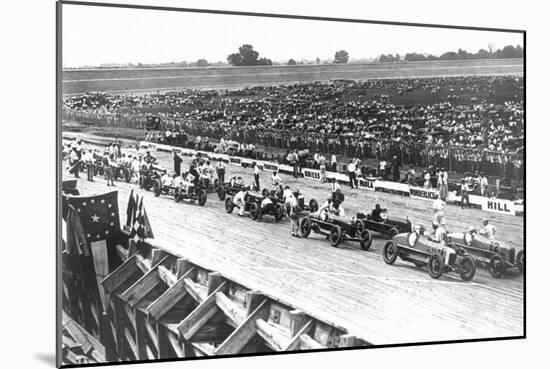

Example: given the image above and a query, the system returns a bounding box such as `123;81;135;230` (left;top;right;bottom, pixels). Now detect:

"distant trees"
196;59;209;67
287;59;297;65
334;50;349;64
227;44;272;66
377;44;523;62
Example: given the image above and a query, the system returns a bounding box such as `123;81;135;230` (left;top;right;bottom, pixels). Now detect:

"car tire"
516;250;524;274
329;225;342;247
153;181;162;197
360;230;373;251
217;187;226;201
383;241;399;265
225;197;234;213
198;189;207;206
213;179;221;192
250;203;260;220
274;204;284;222
355;220;365;236
489;254;505;278
174;187;182;202
389;228;399;238
427;254;444;279
309;199;319;213
459;256;476;281
300;217;311;238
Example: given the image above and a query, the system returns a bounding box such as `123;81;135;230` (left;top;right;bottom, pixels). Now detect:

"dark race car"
225;192;284;222
139;167;165;191
262;188;319;216
299;214;373;251
383;230;476;281
216;178;249;201
113;163;132;183
198;175;222;194
355;208;413;240
152;178;207;206
446;231;524;278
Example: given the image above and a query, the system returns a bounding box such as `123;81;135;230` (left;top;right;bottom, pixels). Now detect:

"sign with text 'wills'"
302;168;321;180
357;177;376;191
482;198;516;215
409;187;440;200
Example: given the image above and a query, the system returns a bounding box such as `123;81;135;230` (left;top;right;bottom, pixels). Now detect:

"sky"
62;4;524;67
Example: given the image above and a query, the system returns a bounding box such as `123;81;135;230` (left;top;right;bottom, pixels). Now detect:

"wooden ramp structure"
99;235;365;361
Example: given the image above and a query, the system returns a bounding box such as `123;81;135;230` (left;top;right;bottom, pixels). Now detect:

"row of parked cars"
137;165;524;283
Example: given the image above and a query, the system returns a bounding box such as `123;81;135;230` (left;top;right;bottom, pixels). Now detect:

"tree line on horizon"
65;43;523;69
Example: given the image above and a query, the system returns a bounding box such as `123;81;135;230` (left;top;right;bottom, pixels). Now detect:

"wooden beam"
145;319;158;345
116;244;129;262
182;278;206;303
214;299;270;356
157;265;177;287
284;320;313;351
245;291;264;316
215;292;246;327
177;282;227;340
119;256;169;306
124;327;138;359
135;310;148;360
206;272;223;295
255;319;290;351
192;343;215;356
101;255;139;294
299;334;325;350
147;268;195;321
336;334;357;348
135;254;151;273
157;324;171;359
176;258;193;279
167;331;183;357
188;321;234;344
289;310;307;336
151;249;166;266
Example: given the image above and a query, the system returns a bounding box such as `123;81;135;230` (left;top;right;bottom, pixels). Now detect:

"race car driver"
233;186;251;216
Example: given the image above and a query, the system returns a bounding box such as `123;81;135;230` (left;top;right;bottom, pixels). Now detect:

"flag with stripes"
129;195;154;243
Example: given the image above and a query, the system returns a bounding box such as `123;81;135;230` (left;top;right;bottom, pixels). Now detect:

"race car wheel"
516;250;524;274
174;187;182;202
274;204;284;222
198;189;207;206
329;225;342;247
153;181;162;197
262;188;269;197
300;217;311;238
488;254;505;278
225;197;234;213
427;254;444;279
360;230;373;251
213;179;221;192
217;187;226;201
250;203;260;220
459;256;476;281
389;227;399;238
355;220;365;236
383;241;399;265
309;199;319;213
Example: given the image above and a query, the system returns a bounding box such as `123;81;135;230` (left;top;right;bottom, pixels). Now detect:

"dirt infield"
62;138;523;344
62;58;523;95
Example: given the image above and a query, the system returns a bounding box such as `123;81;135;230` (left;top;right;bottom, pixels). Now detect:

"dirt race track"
62;59;524;95
62;141;524;345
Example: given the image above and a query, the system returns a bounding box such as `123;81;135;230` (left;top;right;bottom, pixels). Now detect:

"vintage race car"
139;168;164;191
383;232;476;281
198;176;222;194
216;178;249;201
356;209;413;239
446;232;524;278
225;193;284;222
261;188;319;216
113;163;132;183
299;214;373;250
152;179;207;206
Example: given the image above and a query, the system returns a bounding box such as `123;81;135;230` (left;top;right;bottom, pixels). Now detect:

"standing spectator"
460;179;472;209
253;161;260;191
379;159;387;179
216;160;226;184
432;197;446;230
173;151;183;176
429;165;438;188
83;149;95;182
319;153;327;183
131;156;141;183
69;147;80;178
103;153;115;186
291;150;299;178
406;166;416;185
288;194;300;237
391;155;401;182
480;173;488;197
423;170;430;188
347;159;357;189
330;152;337;172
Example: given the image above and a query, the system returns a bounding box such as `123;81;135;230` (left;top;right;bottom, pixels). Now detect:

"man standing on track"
347;159;357;189
216;159;226;184
83;149;94;182
253;161;261;191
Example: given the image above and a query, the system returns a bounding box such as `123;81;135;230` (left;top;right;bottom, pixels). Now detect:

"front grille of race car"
447;252;457;266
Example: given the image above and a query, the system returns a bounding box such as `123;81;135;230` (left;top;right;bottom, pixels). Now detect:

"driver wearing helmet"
371;204;383;222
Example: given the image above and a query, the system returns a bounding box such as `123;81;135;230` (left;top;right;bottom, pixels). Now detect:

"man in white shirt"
432;197;445;230
480;173;489;197
233;189;248;216
331;153;337;172
479;219;497;240
253;162;261;191
347;160;357;189
82;149;95;182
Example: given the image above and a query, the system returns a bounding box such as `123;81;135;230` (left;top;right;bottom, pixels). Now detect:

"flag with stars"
67;191;120;244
